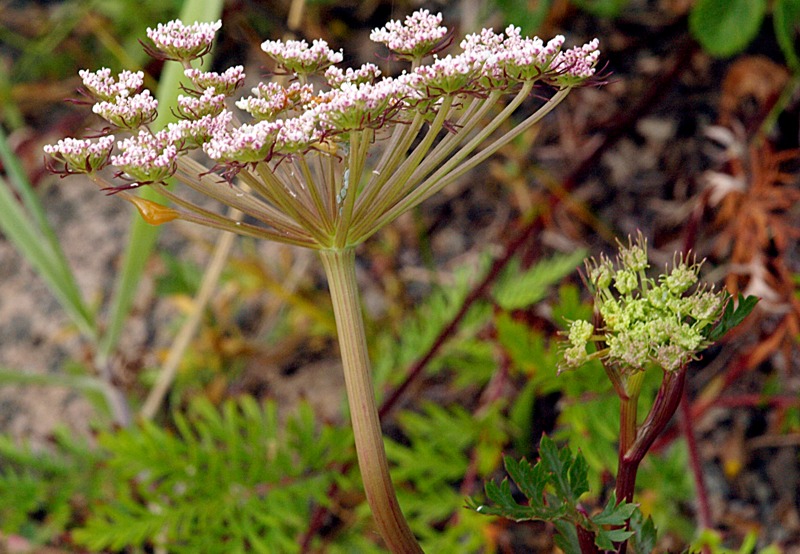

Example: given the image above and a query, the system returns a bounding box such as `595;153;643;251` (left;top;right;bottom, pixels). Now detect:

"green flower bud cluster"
560;235;726;374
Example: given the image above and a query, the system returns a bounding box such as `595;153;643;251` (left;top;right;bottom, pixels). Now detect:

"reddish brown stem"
615;368;687;554
616;368;687;503
679;385;713;530
577;524;601;554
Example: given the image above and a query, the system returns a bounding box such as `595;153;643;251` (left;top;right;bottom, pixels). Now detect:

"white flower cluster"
177;88;227;119
112;130;178;184
146;19;222;61
370;9;448;59
79;68;144;101
203;120;283;163
91;90;158;130
46;10;602;217
325;63;382;88
235;82;315;121
167;111;233;149
184;66;245;96
44;136;115;174
260;38;343;75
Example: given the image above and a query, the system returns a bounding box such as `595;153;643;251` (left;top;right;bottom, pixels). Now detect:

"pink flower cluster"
235;82;315;121
184;66;245;96
458;26;600;86
177;88;227;119
44;136;115;174
79;69;144;101
91;90;158;130
370;9;449;59
111;130;178;184
314;79;405;132
146;20;222;62
167;111;233;149
46;11;601;192
325;63;382;88
260;38;343;75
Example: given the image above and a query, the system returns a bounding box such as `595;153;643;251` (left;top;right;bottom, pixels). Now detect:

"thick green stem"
319;248;424;554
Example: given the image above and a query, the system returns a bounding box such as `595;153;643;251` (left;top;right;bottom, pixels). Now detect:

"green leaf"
496;0;552;35
627;509;658;554
707;294;759;341
689;0;767;58
478;479;535;520
0;367;105;393
774;0;800;70
539;435;586;502
552;520;582;554
571;0;631;18
492;249;586;311
504;456;547;504
567;449;589;500
595;527;635;550
586;496;641;549
75;396;352;552
470;436;590;524
591;495;637;526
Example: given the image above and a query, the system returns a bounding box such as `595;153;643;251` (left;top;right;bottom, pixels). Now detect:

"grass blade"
97;0;225;361
0;130;96;339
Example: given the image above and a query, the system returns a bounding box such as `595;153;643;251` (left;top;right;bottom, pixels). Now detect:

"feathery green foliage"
0;428;103;545
372;254;494;390
374;250;586;391
73;396;355;553
386;402;508;552
492;249;586;311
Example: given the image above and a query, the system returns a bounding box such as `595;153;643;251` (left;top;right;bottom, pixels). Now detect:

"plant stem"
615;367;687;554
577;523;601;554
679;385;713;530
318;248;424;554
618;371;644;460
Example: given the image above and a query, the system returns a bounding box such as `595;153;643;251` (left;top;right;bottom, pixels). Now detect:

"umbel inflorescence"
45;12;600;250
560;235;726;375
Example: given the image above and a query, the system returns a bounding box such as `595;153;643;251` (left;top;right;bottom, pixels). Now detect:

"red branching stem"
616;367;687;503
679;385;713;530
615;368;687;554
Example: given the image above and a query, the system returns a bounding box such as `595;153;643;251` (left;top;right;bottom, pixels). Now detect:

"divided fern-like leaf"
492;249;586;310
627;508;658;554
590;495;637;549
707;293;759;341
385;401;507;551
470;435;646;550
0;428;103;544
372;254;494;389
538;434;589;503
73;396;354;553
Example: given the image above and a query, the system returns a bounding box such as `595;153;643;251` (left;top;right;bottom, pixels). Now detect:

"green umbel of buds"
560;234;726;374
